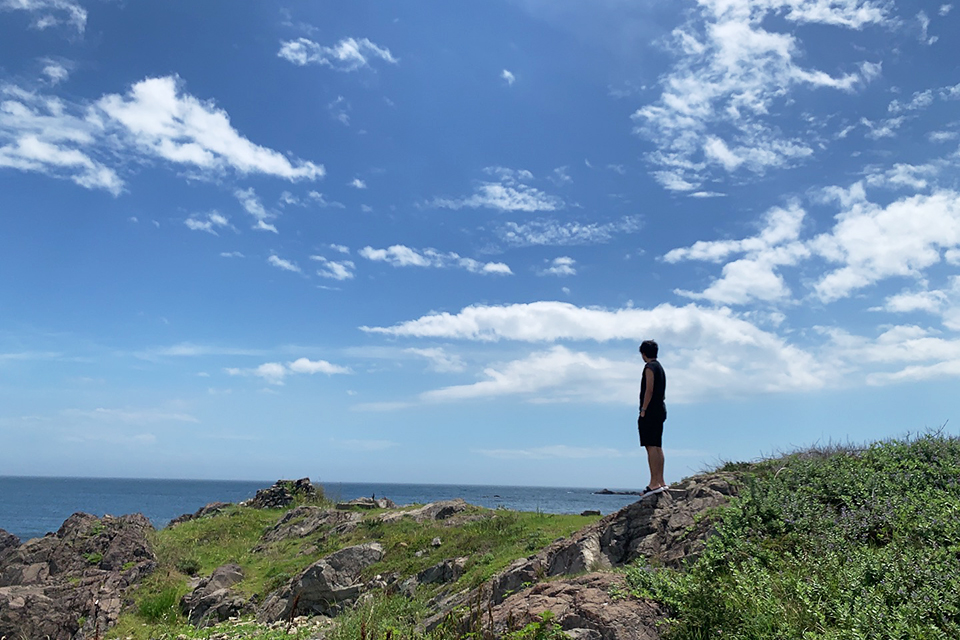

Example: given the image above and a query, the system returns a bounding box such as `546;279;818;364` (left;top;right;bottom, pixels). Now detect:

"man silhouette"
638;340;667;495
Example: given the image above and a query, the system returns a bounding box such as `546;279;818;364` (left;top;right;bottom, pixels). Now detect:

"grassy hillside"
107;498;597;639
627;432;960;639
107;432;960;640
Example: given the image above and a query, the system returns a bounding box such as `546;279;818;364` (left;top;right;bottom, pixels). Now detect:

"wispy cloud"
633;0;888;190
278;37;398;71
63;407;199;424
312;256;356;280
349;178;367;189
1;0;87;33
359;244;512;275
430;167;563;212
501;69;516;85
185;211;233;235
538;256;577;277
267;255;301;273
235;188;278;233
226;357;352;385
497;216;641;247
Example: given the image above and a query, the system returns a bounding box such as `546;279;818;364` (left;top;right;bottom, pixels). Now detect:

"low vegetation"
107;432;960;639
626;432;960;639
106;492;596;639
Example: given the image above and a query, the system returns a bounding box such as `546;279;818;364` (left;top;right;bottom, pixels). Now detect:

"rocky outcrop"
167;501;231;528
336;496;397;510
425;473;736;632
180;563;253;627
257;542;384;621
256;506;363;549
488;573;664;640
0;513;156;640
0;529;18;564
378;499;470;524
401;557;468;596
244;478;319;509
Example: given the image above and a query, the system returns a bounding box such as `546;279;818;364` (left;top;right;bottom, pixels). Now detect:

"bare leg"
645;446;666;489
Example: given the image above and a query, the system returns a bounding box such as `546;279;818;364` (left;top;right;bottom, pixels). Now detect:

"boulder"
244;478;318;509
258;542;384;621
167;501;231;528
488;572;664;640
401;557;467;596
336;497;397;510
180;563;253;627
378;499;469;524
424;473;736;631
0;512;156;640
0;529;19;564
256;506;362;549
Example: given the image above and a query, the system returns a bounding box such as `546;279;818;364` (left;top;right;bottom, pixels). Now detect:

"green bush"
627;433;960;639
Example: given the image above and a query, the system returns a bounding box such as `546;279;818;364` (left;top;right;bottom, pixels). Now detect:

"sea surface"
0;476;642;541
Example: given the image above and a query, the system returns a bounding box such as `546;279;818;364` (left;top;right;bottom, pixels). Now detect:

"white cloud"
497;216;641;247
538;256;576;277
278;37;398;71
1;0;87;33
227;357;351;385
288;357;352;375
349;178;367;189
1;76;324;194
941;4;953;16
811;187;960;302
633;0;887;189
501;69;516;85
312;256;356;280
220;251;244;258
666;203;810;305
185;211;232;235
431;166;563;212
267;255;301;273
359;244;512;275
97;76;324;181
41;60;69;84
235;188;278;233
329;244;350;254
874;289;948;314
307;191;345;208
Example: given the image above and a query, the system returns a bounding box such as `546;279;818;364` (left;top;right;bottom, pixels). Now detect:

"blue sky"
1;0;958;488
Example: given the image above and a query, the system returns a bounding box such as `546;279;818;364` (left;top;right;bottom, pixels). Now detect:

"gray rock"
167;501;231;528
244;478;318;509
401;557;467;596
378;499;469;524
0;513;157;640
256;506;362;549
258;542;384;621
336;497;397;510
180;563;251;627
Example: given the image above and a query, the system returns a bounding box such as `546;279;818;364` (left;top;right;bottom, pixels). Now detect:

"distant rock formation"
244;478;319;509
167;501;232;528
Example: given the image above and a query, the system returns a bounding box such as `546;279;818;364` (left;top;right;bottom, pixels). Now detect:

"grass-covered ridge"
106;492;598;639
627;432;960;639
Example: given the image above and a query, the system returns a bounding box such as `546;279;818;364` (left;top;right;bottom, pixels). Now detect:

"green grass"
105;497;597;639
625;433;960;640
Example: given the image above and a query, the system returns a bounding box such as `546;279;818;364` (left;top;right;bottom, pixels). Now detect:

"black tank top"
639;359;666;414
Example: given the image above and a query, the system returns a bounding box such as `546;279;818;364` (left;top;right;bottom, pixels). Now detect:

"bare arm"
641;367;654;414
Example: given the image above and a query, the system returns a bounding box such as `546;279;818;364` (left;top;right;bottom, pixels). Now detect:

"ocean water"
0;477;641;541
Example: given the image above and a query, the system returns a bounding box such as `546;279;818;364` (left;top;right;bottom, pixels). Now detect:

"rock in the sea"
180;563;253;627
257;542;384;621
244;478;318;509
0;513;156;640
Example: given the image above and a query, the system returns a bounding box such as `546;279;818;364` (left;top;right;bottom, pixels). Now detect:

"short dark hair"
639;340;659;358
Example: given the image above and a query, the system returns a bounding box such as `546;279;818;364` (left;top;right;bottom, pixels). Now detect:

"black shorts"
638;412;665;448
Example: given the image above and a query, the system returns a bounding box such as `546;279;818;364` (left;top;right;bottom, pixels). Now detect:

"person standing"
638;340;667;495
